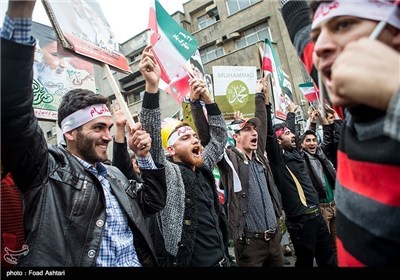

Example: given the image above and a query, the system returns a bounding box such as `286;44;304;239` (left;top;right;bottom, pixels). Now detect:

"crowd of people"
1;0;399;268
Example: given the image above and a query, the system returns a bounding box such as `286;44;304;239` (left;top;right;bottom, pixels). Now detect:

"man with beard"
266;100;335;267
138;45;230;267
1;0;166;267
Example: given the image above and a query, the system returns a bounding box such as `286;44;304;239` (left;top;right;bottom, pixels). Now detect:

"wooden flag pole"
103;63;135;129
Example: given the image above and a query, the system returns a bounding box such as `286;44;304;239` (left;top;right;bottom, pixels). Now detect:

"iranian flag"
299;82;320;103
148;0;198;85
165;50;206;104
262;45;273;76
165;68;191;104
262;38;285;86
262;38;293;120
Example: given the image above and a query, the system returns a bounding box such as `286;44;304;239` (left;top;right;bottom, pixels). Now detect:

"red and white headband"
275;126;290;139
167;125;195;147
312;0;400;30
61;104;111;133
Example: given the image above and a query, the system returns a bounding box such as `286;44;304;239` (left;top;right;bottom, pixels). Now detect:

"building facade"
94;0;311;120
43;0;312;151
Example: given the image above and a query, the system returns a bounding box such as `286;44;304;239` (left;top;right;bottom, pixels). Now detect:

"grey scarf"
158;161;185;256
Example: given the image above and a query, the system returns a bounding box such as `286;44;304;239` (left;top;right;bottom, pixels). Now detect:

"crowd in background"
1;0;399;268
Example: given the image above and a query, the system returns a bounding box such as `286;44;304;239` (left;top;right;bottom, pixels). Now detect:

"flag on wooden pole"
262;38;293;120
298;82;320;103
164;68;191;104
148;0;198;85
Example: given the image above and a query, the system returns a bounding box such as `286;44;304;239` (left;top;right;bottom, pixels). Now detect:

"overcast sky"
0;0;190;43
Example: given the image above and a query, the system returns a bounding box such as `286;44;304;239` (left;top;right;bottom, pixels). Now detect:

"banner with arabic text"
212;66;257;121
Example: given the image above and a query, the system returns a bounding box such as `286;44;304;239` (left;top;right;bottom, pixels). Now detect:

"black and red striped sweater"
280;0;400;266
335;107;400;266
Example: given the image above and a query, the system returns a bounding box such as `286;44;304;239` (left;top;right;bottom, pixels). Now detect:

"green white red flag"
299;82;320;103
262;38;292;120
164;68;191;104
262;46;273;76
148;0;198;86
262;38;285;89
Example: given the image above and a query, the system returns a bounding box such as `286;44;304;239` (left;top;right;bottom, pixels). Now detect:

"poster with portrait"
185;50;205;81
165;49;209;104
186;50;214;96
32;22;97;121
43;0;131;73
212;66;257;121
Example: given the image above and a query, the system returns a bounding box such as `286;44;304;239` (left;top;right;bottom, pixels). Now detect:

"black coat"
1;38;166;267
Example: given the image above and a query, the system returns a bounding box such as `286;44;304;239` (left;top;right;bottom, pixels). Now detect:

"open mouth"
192;146;201;157
251;138;257;145
321;65;333;88
308;146;316;153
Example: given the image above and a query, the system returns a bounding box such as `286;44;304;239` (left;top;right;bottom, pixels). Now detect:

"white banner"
212;66;257;120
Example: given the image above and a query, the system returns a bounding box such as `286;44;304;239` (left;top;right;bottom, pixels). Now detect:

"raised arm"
266;103;283;165
138;45;166;164
5;0;36;19
188;78;227;170
255;76;271;153
279;0;318;84
190;78;211;146
1;0;48;192
285;101;300;150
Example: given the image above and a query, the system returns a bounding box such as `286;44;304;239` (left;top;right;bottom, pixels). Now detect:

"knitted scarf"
158;161;185;257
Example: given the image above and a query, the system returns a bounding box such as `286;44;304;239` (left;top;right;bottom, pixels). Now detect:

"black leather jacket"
1;38;166;267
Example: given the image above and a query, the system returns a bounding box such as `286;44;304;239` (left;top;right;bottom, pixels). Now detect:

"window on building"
234;22;271;49
126;90;143;105
129;52;142;63
197;8;219;30
200;45;224;63
46;130;53;139
226;0;260;15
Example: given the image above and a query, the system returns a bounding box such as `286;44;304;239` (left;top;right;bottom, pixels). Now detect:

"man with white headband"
309;0;400;266
138;45;230;267
1;0;166;267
